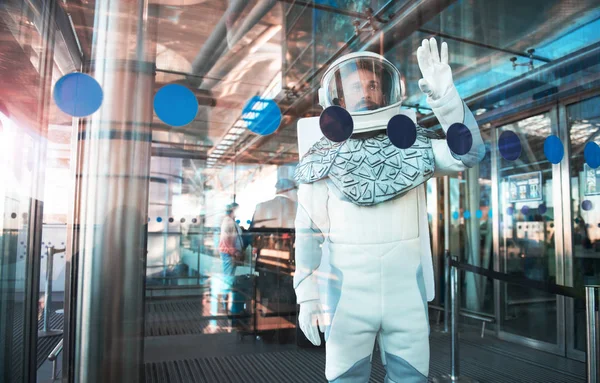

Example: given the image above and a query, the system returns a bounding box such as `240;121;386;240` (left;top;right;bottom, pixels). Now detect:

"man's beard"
353;99;381;111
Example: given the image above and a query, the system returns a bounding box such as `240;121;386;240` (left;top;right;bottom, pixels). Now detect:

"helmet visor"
324;57;401;113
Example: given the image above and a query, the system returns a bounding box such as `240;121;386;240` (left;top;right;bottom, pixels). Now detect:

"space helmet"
318;51;405;134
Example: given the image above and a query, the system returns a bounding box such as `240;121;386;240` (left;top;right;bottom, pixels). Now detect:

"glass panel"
423;0;600;60
566;95;600;352
497;113;558;344
1;0;65;380
447;126;495;316
385;30;546;110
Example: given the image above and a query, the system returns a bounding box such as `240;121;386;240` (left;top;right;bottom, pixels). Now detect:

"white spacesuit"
293;38;484;382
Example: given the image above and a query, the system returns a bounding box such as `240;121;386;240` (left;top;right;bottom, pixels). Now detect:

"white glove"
298;300;325;346
416;37;454;101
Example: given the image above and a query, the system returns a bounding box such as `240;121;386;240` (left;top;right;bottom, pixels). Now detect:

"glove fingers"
421;39;433;68
429;37;440;63
416;47;430;75
310;323;321;346
441;41;449;65
418;79;432;96
317;312;326;334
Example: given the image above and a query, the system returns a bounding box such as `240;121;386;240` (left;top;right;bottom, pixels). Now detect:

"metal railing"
438;253;600;383
40;246;65;337
48;339;63;381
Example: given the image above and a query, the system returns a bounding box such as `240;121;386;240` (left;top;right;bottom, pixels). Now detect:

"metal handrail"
42;246;65;334
48;339;63;381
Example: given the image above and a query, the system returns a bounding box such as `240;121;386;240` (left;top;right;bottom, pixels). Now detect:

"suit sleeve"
294;180;330;304
428;87;485;176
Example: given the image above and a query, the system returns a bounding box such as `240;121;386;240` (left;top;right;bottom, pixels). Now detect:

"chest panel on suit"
326;185;420;245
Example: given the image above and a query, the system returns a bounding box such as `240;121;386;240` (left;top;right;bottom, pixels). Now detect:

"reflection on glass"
448;127;494;316
567;95;600;352
497;113;557;344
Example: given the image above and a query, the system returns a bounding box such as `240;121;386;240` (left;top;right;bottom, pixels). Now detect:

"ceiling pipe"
188;0;277;89
187;0;248;87
225;0;277;48
201;24;281;90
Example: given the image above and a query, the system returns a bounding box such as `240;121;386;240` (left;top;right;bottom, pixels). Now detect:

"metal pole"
444;250;451;333
435;257;478;383
66;0;158;381
444;176;450;333
43;246;54;332
451;255;459;379
586;285;599;383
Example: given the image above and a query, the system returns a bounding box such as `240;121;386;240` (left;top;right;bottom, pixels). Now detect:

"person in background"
250;178;298;230
218;202;243;311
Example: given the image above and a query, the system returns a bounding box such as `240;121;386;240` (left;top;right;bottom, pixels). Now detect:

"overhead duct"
200;24;281;90
186;0;248;87
224;0;277;49
188;0;277;89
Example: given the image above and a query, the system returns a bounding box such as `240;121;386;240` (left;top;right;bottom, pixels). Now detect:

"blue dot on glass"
452;211;459;220
320;106;354;142
584;142;600;169
242;96;282;136
544;135;564;164
521;205;529;215
476;210;483;219
53;72;103;117
446;123;472;156
498;130;522;161
582;200;593;211
387;114;416;149
247;220;252;225
157;217;163;223
464;210;471;219
489;209;493;218
236;220;241;224
507;207;514;216
154;84;198;127
538;204;547;215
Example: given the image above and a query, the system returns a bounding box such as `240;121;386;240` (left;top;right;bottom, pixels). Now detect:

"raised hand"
416;37;455;101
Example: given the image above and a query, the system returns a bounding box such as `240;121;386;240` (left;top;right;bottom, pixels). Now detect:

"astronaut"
293;38;484;382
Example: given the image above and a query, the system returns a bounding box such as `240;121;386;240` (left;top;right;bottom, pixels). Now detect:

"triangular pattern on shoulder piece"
295;132;436;206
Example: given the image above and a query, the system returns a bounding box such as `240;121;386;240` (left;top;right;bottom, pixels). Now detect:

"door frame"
490;104;567;356
557;89;600;362
487;88;600;360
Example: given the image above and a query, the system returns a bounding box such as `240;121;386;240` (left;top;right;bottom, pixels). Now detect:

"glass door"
563;95;600;361
495;110;566;354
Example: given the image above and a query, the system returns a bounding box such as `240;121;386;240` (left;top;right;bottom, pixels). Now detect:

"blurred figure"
218;202;243;311
250;178;298;229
